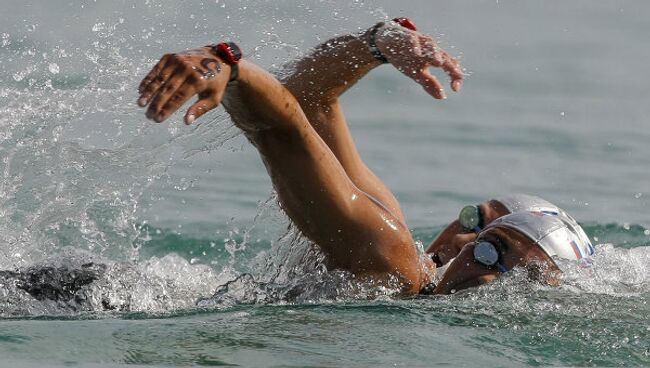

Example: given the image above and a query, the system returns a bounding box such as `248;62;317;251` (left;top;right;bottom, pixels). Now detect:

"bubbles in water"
1;33;10;47
48;62;59;74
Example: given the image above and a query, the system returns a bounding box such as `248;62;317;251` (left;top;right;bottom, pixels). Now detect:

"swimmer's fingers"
421;38;464;92
138;54;171;95
439;51;464;92
153;80;198;123
415;68;446;100
184;91;222;125
146;70;193;122
138;61;178;107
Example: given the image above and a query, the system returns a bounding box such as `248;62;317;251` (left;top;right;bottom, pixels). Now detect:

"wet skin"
132;20;561;295
426;199;511;266
137;21;466;295
434;226;560;294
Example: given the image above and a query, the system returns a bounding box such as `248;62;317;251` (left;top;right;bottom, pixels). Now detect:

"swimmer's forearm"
282;30;381;106
222;60;313;133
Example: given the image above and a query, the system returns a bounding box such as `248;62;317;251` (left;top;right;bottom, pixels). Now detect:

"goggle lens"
473;241;499;266
459;205;481;231
473;241;509;273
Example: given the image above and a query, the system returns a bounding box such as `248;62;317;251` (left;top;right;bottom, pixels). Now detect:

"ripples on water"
1;1;649;367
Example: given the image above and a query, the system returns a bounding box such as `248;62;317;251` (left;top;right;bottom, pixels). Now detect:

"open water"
0;1;649;367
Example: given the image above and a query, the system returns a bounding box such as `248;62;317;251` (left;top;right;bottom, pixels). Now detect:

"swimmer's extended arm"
136;22;465;294
138;47;428;294
283;22;463;103
281;21;464;220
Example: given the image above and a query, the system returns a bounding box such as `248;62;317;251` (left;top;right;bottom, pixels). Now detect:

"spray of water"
1;1;648;319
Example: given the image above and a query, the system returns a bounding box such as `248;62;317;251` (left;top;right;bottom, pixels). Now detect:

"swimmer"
426;193;593;267
137;18;594;295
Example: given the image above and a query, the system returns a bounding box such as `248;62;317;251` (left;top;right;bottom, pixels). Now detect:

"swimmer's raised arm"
283;19;463;104
280;19;464;220
138;42;431;294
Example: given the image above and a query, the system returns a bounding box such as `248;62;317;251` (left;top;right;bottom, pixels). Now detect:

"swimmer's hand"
433;232;477;266
137;46;232;124
375;26;464;99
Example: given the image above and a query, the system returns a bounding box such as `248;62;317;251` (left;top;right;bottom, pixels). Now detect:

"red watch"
212;42;242;82
392;17;417;32
368;17;418;63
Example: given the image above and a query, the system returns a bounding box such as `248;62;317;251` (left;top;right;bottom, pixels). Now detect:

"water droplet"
48;62;60;74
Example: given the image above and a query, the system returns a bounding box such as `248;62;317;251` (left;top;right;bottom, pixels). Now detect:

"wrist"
366;22;388;63
209;42;242;82
365;17;418;64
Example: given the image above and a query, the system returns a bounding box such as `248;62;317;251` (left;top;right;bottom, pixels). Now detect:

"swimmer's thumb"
185;95;220;125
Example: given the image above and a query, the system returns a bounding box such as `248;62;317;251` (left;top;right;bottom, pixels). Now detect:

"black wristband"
367;22;388;63
229;64;239;83
211;42;242;83
367;17;418;64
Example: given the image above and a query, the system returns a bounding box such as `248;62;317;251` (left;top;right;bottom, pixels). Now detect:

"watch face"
473;241;499;266
459;205;480;230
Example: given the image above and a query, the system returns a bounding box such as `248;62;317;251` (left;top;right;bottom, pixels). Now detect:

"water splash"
1;1;648;323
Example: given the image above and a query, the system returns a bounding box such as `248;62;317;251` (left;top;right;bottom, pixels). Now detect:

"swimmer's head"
427;194;587;267
434;211;594;294
457;194;571;233
426;199;509;265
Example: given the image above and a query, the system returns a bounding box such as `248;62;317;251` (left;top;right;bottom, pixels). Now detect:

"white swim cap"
483;211;595;263
460;194;579;234
496;193;561;214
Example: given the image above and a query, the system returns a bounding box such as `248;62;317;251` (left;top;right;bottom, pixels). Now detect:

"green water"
1;0;649;367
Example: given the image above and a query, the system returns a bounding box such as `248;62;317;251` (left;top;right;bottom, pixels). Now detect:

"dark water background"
0;1;648;366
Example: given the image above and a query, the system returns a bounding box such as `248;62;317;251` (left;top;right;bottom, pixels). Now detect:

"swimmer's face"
433;226;560;294
424;200;511;263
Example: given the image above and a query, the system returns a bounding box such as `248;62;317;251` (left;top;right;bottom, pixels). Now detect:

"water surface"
0;1;649;366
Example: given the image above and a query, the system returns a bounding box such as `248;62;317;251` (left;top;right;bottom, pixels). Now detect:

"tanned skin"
138;20;554;295
137;20;558;295
137;21;463;295
426;200;510;266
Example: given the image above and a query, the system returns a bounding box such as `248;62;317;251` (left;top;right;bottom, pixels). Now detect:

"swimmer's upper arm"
245;118;420;285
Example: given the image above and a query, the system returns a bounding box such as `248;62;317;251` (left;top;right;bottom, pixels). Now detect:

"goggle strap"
496;262;509;273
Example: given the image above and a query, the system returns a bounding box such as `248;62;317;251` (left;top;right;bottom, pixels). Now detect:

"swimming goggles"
458;204;483;233
473;241;509;273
